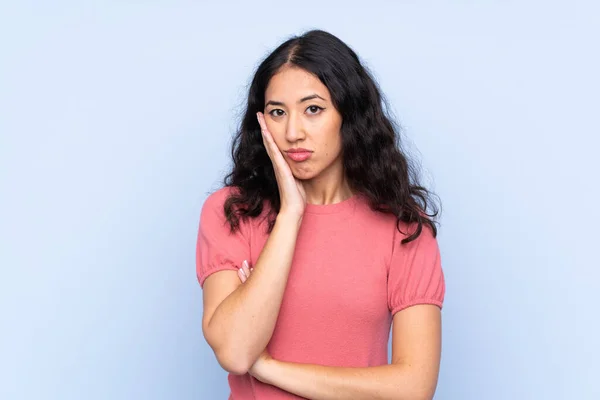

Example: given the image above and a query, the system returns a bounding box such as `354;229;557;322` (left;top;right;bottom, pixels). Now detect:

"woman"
197;29;445;399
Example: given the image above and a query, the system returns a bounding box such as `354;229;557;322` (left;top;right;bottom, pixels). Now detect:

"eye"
268;109;285;117
306;105;324;115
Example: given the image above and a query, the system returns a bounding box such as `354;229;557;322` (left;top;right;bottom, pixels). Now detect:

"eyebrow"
265;94;327;108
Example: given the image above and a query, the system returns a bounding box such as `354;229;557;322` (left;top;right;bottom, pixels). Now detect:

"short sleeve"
387;224;445;315
196;188;251;288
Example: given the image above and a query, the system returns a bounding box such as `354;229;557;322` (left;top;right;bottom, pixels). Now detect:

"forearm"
258;360;436;400
207;213;301;371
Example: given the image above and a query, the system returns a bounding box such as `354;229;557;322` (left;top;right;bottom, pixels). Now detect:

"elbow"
217;355;250;376
401;391;432;400
411;386;436;400
214;347;253;376
414;394;434;400
398;376;436;400
204;323;252;375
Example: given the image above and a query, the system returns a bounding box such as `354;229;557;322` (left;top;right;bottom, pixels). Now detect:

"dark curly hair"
222;29;440;244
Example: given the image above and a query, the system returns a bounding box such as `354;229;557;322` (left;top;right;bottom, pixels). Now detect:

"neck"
302;164;353;205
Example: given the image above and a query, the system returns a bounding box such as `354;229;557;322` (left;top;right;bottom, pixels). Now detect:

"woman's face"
263;66;344;181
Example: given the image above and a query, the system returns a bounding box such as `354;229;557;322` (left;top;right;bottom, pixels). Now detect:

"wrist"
276;211;303;227
254;357;279;385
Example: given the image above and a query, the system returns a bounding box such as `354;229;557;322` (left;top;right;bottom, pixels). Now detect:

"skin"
262;65;353;206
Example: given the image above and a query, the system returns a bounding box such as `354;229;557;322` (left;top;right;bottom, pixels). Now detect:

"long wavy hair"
222;29;440;244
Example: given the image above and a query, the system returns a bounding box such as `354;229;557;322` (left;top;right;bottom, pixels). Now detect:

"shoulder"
201;186;245;219
396;219;436;240
390;220;439;264
200;186;270;232
202;186;237;210
352;196;438;245
199;186;239;232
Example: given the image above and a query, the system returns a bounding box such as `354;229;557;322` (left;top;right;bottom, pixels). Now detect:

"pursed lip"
285;148;313;153
284;148;313;162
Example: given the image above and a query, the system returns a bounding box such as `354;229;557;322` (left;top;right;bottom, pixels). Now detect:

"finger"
258;117;288;168
238;268;247;283
242;260;251;279
257;111;268;131
257;113;273;154
257;113;280;158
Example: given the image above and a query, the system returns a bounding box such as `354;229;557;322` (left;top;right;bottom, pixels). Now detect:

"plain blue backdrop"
1;1;599;399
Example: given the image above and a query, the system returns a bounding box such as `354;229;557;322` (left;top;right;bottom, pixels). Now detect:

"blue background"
1;1;598;399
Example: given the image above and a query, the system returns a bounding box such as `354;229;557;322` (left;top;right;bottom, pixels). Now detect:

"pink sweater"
196;187;445;399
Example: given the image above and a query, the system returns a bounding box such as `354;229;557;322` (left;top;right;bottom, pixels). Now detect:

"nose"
284;112;306;143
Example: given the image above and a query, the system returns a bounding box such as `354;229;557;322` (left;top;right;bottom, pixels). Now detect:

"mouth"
285;149;313;162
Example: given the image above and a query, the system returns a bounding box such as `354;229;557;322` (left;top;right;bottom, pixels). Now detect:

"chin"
291;167;319;181
292;173;315;181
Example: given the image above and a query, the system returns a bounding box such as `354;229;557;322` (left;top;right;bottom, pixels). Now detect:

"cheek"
323;131;342;158
318;119;341;156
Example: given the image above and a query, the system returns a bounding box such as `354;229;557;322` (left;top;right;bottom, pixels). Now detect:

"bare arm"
201;112;306;375
202;212;301;375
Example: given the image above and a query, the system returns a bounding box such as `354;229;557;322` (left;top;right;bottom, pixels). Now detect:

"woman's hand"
237;259;253;283
257;112;307;219
238;260;274;383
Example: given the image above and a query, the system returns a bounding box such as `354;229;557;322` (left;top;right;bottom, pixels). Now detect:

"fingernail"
238;268;246;278
243;260;249;268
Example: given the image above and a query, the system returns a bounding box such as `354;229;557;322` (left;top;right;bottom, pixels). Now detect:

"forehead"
265;66;330;101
